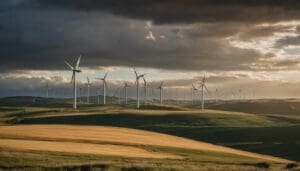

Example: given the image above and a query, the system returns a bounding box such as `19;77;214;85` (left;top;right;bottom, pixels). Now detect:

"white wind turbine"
123;82;131;105
65;55;82;109
46;82;49;98
96;72;108;105
199;74;209;110
158;81;164;104
79;87;82;103
192;84;198;105
118;87;122;104
86;77;92;104
215;88;218;102
134;68;146;108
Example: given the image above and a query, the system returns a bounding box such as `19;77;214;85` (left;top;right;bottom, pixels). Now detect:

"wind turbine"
65;55;82;109
133;68;146;108
123;82;131;104
158;81;164;104
142;75;148;104
199;74;209;110
215;88;218;102
96;72;108;105
46;82;49;98
86;77;92;104
192;84;198;105
79;87;82;103
118;87;122;104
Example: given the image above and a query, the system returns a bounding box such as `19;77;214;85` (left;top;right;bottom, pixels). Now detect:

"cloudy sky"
1;0;300;99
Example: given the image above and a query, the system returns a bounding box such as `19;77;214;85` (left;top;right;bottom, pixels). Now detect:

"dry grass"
0;139;180;159
0;124;289;163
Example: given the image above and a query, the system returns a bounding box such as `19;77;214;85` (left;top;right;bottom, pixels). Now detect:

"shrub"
285;163;298;169
254;162;270;169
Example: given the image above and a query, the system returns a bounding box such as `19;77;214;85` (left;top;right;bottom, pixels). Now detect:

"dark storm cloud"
0;0;299;72
0;6;277;71
29;0;300;24
235;25;294;41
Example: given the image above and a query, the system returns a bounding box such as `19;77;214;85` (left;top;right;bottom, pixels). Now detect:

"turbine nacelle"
192;84;198;90
74;69;82;73
158;81;164;89
133;68;146;86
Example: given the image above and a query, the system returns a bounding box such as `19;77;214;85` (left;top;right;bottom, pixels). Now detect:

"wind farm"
1;1;300;171
0;57;299;170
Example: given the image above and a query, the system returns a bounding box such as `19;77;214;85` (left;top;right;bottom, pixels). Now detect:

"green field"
0;96;300;170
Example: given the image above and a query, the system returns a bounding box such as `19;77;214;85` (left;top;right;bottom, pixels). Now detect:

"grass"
206;99;300;116
0;125;290;170
1;96;300;170
16;108;300;161
1;147;286;171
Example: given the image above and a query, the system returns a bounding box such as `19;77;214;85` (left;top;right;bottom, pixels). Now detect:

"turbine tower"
123;82;131;104
158;81;164;104
96;72;108;105
118;87;121;104
79;87;82;103
192;84;198;105
64;55;82;109
199;74;209;110
134;68;146;109
86;77;92;104
142;76;148;104
215;88;218;102
46;82;49;98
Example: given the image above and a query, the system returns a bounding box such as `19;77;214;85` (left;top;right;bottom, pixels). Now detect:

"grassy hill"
0;96;300;170
206;99;300;115
0;125;292;170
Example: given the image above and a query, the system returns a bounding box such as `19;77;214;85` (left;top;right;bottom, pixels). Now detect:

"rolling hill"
0;125;292;170
0;96;300;170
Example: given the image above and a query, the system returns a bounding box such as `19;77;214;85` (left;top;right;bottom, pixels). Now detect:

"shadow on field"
206;99;300;115
22;113;300;161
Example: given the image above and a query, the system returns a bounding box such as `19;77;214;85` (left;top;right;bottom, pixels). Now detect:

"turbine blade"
76;55;81;69
65;61;73;70
160;81;164;87
133;68;138;77
134;79;137;87
204;84;210;93
104;72;108;79
71;72;75;84
192;84;197;90
87;77;89;84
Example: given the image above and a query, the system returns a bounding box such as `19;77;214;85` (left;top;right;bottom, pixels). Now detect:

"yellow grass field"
0;139;180;159
0;124;289;163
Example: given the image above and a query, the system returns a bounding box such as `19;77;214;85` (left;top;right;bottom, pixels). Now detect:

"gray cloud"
0;7;280;72
274;35;300;48
0;0;300;75
235;25;294;41
28;0;300;24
